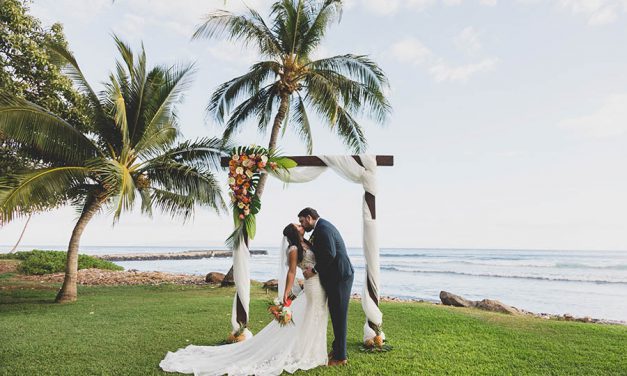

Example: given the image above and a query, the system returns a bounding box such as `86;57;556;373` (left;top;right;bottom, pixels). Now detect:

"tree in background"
0;0;88;175
0;37;226;302
193;0;391;282
195;0;390;195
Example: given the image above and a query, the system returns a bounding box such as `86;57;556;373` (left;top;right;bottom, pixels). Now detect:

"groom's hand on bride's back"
303;267;315;279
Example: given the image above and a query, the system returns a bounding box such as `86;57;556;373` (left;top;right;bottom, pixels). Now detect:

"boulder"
439;291;474;308
205;272;225;284
263;279;279;291
475;299;520;315
563;313;574;321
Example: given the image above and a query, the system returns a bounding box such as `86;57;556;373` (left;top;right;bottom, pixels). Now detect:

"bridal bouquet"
267;297;294;326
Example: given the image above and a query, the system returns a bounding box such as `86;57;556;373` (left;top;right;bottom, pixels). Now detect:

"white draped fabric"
231;234;253;339
230;155;383;341
272;154;383;341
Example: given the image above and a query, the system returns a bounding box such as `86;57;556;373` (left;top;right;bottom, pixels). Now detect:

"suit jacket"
310;218;354;287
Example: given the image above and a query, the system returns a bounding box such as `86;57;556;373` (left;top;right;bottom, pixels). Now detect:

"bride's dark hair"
283;224;304;263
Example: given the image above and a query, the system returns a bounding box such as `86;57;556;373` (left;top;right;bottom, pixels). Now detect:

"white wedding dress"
159;244;328;376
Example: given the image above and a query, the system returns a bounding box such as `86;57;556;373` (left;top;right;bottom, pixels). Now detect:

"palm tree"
0;37;226;303
193;0;391;198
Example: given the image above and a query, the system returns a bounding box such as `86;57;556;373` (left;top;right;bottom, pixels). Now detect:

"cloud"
390;37;433;64
558;94;627;137
429;57;499;82
30;0;112;24
204;40;258;66
350;0;497;16
111;0;269;38
389;35;498;83
530;0;627;25
454;26;483;55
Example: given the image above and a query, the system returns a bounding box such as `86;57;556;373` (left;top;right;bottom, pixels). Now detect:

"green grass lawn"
1;272;626;376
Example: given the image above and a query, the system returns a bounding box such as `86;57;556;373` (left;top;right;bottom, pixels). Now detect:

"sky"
1;0;626;251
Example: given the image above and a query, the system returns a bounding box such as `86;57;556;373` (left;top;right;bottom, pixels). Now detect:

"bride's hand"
283;292;290;305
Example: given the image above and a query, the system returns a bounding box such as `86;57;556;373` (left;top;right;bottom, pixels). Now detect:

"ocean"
6;245;627;322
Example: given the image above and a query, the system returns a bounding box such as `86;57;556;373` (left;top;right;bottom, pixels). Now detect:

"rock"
577;316;593;323
439;291;474;308
563;313;574;321
205;272;225;284
475;299;520;315
263;279;279;291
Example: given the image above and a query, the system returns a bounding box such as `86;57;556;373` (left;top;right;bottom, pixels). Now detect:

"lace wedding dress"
159;244;328;376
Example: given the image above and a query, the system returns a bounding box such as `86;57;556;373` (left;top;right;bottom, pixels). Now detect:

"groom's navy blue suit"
310;218;354;361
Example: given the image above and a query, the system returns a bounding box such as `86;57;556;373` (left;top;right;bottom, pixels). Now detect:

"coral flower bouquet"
267;297;294;327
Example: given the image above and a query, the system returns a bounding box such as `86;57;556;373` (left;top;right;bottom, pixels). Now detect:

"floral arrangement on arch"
226;145;296;248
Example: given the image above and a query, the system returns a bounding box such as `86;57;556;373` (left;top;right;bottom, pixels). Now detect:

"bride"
159;223;329;375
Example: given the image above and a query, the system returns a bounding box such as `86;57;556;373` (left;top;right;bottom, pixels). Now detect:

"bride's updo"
283;224;304;263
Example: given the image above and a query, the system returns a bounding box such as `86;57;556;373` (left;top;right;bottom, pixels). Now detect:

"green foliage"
1;281;626;375
0;250;123;275
0;0;88;177
0;36;226;224
195;0;391;154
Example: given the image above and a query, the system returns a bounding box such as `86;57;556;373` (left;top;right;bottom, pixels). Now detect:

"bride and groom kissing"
160;207;355;375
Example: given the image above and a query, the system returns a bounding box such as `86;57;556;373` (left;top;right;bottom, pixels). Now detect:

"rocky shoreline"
5;263;625;326
96;249;268;262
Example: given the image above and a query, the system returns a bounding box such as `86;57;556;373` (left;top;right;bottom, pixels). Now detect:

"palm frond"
290;94;313;154
87;158;135;222
299;0;342;57
304;73;368;152
0;95;101;165
144;160;225;213
148;188;196;222
208;61;280;124
193;9;282;56
0;166;90;223
223;85;278;140
134;63;196;150
308;54;389;92
139;137;227;172
308;68;391;123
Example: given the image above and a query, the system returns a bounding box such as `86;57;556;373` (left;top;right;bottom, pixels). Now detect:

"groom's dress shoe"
328;359;348;367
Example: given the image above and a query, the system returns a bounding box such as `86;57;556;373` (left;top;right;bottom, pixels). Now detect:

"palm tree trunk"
256;92;290;198
9;214;31;253
55;197;102;303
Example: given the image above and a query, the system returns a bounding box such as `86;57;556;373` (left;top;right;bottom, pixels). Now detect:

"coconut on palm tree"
193;0;391;197
0;37;226;303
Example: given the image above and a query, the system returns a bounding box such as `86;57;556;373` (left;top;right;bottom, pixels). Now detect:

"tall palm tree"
193;0;391;198
0;37;226;303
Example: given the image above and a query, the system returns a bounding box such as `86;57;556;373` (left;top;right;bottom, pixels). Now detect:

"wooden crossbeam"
220;155;394;167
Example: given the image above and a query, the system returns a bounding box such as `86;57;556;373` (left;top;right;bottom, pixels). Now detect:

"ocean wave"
379;266;627;285
376;254;627;270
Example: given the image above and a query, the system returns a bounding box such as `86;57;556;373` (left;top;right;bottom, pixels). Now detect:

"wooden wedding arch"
220;154;394;344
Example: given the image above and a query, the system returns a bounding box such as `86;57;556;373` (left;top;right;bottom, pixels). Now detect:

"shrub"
4;250;124;275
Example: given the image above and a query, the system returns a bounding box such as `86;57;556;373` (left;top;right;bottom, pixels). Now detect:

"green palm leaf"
0;166;90;222
0;95;101;165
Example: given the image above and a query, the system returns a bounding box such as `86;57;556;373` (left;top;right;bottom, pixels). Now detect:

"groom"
299;207;354;367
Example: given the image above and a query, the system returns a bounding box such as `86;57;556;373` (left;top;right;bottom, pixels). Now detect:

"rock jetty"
97;249;268;262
